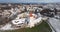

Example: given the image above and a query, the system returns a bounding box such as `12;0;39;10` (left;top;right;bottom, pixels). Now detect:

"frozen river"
48;18;60;32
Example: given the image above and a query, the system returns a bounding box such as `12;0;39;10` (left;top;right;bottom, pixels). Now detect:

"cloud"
0;0;60;3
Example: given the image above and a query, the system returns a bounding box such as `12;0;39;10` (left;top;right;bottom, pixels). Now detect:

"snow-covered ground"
0;17;43;30
0;23;19;30
0;13;46;30
26;17;42;28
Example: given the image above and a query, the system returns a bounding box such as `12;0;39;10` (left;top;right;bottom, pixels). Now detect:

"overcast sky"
0;0;60;3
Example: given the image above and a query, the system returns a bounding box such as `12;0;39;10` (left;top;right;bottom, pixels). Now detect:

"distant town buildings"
0;3;60;28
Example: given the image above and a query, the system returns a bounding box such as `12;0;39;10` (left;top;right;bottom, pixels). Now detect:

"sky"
0;0;60;3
